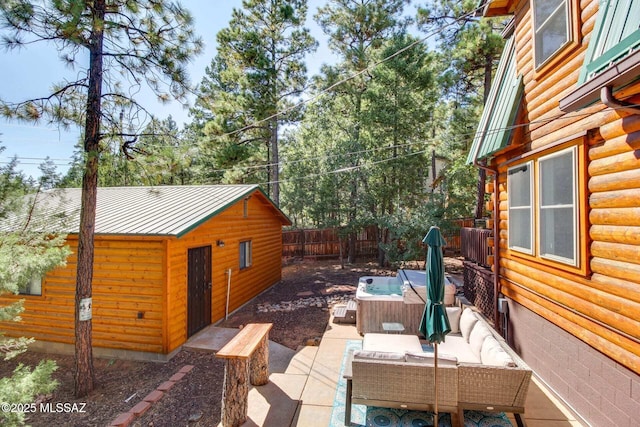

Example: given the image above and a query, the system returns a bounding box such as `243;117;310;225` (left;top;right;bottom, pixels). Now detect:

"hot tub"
355;270;455;335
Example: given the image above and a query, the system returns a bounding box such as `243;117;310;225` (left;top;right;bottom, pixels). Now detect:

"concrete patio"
190;316;586;427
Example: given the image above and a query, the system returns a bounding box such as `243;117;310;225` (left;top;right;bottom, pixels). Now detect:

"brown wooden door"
187;245;212;337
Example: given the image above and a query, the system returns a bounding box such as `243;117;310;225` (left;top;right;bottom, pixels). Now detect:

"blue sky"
0;0;339;178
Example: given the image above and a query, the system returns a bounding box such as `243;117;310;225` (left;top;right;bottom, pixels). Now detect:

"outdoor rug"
329;340;513;427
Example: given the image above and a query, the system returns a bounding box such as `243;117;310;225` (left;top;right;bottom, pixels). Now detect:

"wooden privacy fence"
282;226;378;259
282;219;472;260
460;227;492;267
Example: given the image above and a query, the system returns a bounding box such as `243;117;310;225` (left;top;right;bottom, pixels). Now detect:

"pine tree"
0;148;69;426
314;0;409;263
418;0;506;219
0;0;202;397
193;0;316;205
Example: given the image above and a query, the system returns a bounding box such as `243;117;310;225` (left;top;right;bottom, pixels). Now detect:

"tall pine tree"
0;0;202;396
315;0;409;262
0;148;69;426
193;0;316;205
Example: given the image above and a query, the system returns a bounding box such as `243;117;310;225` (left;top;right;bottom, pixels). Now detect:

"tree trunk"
348;231;357;264
74;0;105;398
270;117;279;206
475;53;494;219
221;359;249;427
249;334;270;386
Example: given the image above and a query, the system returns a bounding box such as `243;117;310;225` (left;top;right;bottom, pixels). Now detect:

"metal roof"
13;185;290;237
467;35;523;164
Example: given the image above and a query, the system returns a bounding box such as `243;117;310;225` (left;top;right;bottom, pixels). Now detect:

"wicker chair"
344;354;462;426
456;326;531;427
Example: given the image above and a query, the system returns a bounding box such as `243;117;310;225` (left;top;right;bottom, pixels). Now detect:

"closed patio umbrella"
419;226;451;427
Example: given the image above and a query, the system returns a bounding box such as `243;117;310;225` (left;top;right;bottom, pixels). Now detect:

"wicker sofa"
343;308;532;427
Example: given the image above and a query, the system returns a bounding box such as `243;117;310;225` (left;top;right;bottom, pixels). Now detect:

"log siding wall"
0;236;166;353
492;0;640;375
165;193;284;353
484;0;640;423
0;191;286;356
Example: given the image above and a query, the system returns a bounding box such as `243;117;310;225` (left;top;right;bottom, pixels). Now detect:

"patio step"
333;300;357;324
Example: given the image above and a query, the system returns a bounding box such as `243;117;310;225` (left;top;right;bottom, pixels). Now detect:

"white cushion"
353;350;405;361
438;335;481;364
446;306;462;333
405;351;458;366
362;333;423;354
468;322;493;359
480;337;517;367
459;308;479;342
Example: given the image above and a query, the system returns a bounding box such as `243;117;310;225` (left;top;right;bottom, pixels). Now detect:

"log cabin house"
0;185;291;360
468;1;640;425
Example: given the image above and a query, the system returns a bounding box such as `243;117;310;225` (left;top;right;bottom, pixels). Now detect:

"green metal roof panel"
467;35;523;164
578;0;640;84
4;185;290;237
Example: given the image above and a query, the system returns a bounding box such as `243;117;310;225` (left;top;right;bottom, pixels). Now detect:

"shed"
469;1;640;425
0;185;291;359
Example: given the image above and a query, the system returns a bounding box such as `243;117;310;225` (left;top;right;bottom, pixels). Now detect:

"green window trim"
467;35;524;164
578;0;640;83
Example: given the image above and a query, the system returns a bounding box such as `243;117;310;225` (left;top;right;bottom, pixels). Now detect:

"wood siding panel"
491;0;640;374
165;193;284;353
0;237;166;353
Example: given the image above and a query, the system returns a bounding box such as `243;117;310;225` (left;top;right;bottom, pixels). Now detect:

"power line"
3;102;630;173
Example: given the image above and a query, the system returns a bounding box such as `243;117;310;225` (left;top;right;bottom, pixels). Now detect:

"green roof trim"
467;35;524;164
578;0;640;84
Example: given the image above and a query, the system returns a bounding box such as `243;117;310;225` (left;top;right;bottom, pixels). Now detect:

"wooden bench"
216;323;273;427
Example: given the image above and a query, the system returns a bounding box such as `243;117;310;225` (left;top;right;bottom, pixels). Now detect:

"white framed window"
508;161;534;254
239;240;252;269
538;147;577;265
532;0;572;68
19;274;43;296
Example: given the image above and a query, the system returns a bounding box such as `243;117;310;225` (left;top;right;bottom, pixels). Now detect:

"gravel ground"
0;257;463;427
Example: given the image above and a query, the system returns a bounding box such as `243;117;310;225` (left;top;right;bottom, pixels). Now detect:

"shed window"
538;147;577;265
533;0;572;68
19;274;43;296
578;0;640;83
508;162;534;254
239;240;252;269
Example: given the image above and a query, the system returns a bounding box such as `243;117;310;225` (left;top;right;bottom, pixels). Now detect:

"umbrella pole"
434;342;439;427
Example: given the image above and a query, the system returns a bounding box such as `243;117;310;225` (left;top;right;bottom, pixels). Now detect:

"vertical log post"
221;359;250;427
249;333;270;386
216;323;273;427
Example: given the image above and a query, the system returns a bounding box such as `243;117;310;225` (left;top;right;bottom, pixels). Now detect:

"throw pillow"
480;336;517;367
459;308;479;341
468;322;493;359
446;306;462;333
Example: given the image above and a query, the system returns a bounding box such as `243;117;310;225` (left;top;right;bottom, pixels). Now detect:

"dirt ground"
0;257;463;427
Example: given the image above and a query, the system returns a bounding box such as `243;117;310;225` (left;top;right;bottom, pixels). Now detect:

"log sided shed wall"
165;192;287;353
0;185;290;359
477;0;640;425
